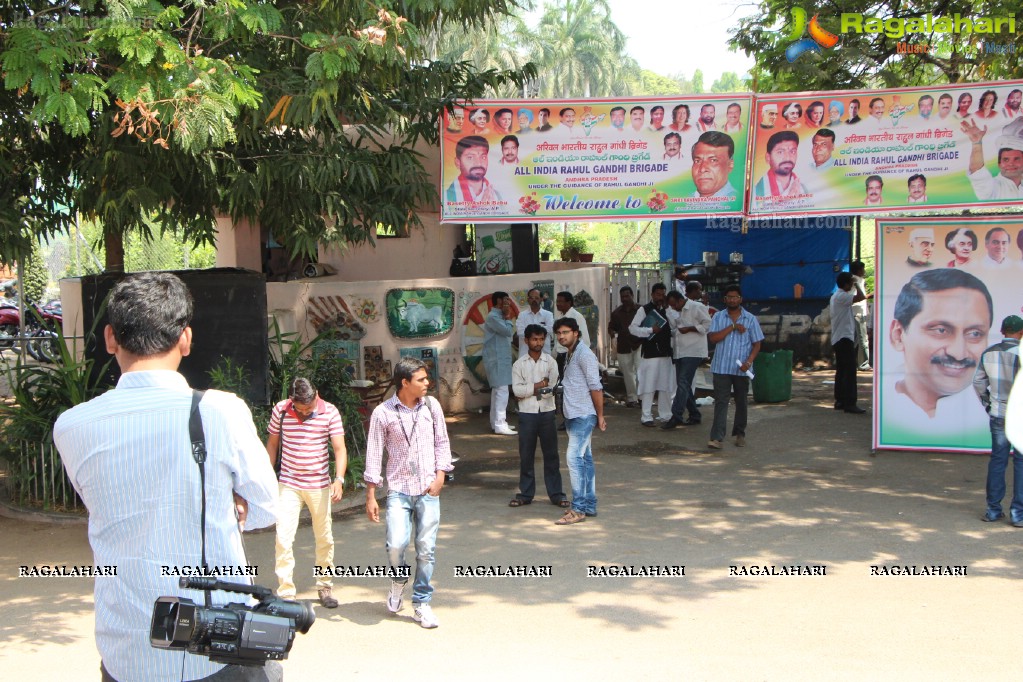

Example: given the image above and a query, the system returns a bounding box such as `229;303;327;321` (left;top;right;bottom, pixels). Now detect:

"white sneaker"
387;581;405;613
413;603;440;628
493;424;517;435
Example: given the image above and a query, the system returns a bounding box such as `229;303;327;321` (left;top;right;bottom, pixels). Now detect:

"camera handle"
188;390;213;609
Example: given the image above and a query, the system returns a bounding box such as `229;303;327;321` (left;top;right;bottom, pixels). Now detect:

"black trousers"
517;410;565;502
833;338;858;408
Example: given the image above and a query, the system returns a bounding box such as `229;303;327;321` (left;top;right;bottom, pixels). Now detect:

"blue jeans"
385;491;440;604
986;417;1023;522
671;357;703;422
565;414;597;514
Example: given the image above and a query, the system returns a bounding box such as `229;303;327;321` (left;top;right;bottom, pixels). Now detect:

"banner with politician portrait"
748;81;1023;216
874;216;1023;452
439;96;751;223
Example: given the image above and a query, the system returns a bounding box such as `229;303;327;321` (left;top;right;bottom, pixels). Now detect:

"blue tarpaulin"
660;217;853;300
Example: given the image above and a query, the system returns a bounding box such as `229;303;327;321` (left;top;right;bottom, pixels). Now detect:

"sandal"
554;510;586;525
554;499;571;508
508;498;532;507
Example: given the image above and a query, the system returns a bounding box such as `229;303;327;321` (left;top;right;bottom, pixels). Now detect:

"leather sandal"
508;498;532;507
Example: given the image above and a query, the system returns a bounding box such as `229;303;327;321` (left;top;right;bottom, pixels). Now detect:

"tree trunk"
104;231;125;273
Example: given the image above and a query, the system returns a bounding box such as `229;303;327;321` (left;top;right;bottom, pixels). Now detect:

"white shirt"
1007;376;1023;448
511;352;559;413
54;371;278;682
516;307;554;357
830;289;857;343
668;300;711;359
880;372;990;448
968;166;1023;200
982;254;1013;268
851;275;869;319
554;306;590;354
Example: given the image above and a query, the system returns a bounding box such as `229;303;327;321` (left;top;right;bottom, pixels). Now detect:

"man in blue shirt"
552;317;606;524
707;285;764;449
483;291;516;435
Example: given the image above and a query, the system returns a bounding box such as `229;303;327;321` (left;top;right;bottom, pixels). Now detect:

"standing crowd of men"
50;268;1023;680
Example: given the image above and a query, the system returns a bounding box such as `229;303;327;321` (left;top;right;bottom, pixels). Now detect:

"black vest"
641;302;673;358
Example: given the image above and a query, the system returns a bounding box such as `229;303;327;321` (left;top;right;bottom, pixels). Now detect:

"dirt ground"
1;368;1018;681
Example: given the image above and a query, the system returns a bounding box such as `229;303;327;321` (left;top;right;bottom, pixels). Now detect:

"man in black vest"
628;282;676;425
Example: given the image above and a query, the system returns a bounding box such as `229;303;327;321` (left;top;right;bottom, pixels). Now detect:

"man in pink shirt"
365;358;454;628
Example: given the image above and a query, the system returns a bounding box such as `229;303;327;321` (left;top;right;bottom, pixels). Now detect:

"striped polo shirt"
269;398;344;489
709;307;765;376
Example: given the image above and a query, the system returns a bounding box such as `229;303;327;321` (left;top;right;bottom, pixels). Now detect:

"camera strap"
188;390;213;609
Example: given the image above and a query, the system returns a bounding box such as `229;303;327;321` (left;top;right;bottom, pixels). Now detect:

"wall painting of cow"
386;288;455;339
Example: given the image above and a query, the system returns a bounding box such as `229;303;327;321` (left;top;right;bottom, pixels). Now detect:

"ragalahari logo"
785;8;840;62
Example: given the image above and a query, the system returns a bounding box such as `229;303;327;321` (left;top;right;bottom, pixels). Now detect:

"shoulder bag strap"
188;390;212;608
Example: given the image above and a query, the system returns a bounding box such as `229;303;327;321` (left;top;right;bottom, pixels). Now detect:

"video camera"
151;576;315;666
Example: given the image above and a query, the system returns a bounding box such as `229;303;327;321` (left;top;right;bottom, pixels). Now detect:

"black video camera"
151;576;315;666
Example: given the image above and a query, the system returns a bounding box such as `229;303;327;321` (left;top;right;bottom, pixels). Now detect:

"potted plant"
560;233;589;261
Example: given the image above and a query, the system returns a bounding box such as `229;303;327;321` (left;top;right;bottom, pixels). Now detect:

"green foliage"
1;0;532;264
730;0;1023;93
633;69;686;96
534;0;638;97
21;239;48;303
0;305;111;507
210;316;368;489
562;232;589;254
711;72;743;93
585;221;661;264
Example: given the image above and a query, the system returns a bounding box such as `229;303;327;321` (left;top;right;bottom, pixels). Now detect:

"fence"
1;440;83;513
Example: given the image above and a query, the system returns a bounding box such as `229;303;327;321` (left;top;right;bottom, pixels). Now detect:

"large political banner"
439;96;751;223
874;216;1023;452
748;81;1023;216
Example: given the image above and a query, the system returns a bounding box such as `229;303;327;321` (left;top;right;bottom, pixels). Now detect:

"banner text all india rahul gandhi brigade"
439;96;751;223
440;80;1023;452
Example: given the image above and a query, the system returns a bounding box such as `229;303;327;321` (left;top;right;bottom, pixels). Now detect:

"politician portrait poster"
875;216;1023;451
749;80;1023;217
439;96;751;223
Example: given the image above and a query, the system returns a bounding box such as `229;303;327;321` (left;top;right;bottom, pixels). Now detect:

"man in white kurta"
629;283;676;425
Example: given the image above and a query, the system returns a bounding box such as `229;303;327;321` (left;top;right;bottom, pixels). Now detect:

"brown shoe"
735;435;746;447
554;510;586;525
707;439;723;450
318;587;339;609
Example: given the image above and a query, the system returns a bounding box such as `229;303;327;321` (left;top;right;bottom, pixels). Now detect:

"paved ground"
1;370;1019;680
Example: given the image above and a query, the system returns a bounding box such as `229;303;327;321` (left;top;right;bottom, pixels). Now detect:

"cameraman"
54;273;279;682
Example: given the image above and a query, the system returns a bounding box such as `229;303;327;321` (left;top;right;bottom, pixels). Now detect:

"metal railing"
1;440;83;513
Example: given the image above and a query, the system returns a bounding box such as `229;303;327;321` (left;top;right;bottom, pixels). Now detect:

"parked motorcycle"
0;300;19;350
27;301;63;363
0;300;63;362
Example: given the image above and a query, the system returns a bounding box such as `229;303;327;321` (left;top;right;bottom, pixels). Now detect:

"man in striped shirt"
266;377;346;608
364;358;454;628
973;315;1023;525
707;285;764;450
54;273;279;682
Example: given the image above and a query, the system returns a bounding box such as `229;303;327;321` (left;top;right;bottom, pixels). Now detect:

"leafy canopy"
730;0;1023;92
0;0;533;263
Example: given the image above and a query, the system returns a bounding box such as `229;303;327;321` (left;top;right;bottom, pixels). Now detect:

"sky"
603;0;757;86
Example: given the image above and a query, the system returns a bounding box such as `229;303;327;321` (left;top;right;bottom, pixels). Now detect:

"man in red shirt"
266;377;347;608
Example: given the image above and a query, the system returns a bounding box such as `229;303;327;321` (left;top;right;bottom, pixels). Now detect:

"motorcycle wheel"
29;333;58;366
0;322;16;349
